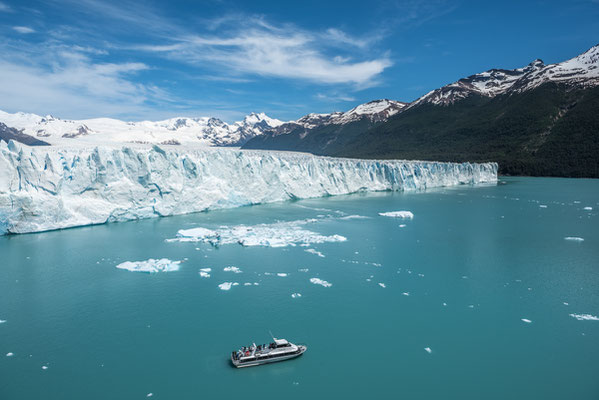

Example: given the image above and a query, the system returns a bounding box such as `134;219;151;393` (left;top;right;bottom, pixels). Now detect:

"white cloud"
0;44;165;119
138;20;392;86
0;2;11;12
13;26;35;34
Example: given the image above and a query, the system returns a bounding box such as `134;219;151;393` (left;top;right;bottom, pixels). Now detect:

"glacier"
0;141;497;235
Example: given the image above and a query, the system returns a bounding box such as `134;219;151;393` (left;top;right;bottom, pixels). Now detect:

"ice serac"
0;142;497;235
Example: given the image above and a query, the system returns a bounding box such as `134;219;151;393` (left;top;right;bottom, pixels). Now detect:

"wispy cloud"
0;1;11;12
13;26;36;34
0;42;171;119
135;16;392;87
316;93;356;102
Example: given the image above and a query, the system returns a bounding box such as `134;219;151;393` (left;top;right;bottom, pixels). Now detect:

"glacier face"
0;141;497;235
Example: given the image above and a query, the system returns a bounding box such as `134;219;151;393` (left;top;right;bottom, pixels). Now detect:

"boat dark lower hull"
231;345;307;368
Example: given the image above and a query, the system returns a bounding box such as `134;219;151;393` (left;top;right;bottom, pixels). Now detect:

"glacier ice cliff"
0;141;497;235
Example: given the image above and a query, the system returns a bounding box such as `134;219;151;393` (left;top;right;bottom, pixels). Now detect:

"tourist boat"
231;337;307;368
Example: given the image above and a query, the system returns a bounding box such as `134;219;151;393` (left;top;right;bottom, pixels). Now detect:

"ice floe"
569;313;599;321
310;278;332;288
305;249;325;258
379;211;414;219
291;293;302;298
171;218;347;248
199;268;211;278
424;347;432;354
339;215;370;220
218;282;239;291
539;205;547;208
298;268;309;272
583;207;593;211
116;258;181;273
0;319;6;324
402;292;410;296
277;273;288;277
6;352;13;357
378;283;386;288
224;266;242;273
564;237;584;242
147;394;153;398
521;318;532;323
399;224;406;228
42;365;48;370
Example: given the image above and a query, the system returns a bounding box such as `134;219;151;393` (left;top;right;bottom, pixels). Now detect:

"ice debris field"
0;142;497;235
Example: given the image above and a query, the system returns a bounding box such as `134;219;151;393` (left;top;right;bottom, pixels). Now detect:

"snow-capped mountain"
0;110;283;147
414;44;599;106
273;99;407;134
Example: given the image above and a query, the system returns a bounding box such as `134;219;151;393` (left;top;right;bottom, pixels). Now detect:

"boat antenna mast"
269;330;276;341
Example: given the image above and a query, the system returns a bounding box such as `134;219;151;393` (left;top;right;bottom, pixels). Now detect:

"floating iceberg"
310;278;332;288
199;268;211;278
569;313;599;321
521;318;532;323
583;207;593;211
291;293;302;298
379;211;414;219
0;142;497;235
277;273;288;277
223;266;242;273
564;237;584;242
424;347;432;354
116;258;181;273
305;248;325;258
378;283;386;288
171;218;347;248
218;282;239;291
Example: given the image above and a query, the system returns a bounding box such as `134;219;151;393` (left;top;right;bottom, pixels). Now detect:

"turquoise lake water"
1;177;598;399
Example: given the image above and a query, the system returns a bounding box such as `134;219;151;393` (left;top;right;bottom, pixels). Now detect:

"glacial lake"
1;177;598;399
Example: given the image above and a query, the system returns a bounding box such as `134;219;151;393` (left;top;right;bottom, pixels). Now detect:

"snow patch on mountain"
0;110;283;147
414;44;599;106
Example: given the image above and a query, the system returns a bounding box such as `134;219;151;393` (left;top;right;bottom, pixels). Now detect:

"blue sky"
0;0;597;122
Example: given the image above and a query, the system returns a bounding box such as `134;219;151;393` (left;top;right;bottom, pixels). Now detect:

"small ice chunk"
379;211;414;219
223;266;242;273
521;318;532;323
583;207;593;211
305;249;325;258
563;302;569;306
569;314;599;321
42;365;48;370
175;227;219;242
378;283;386;288
402;292;410;296
199;268;211;278
298;268;309;272
424;347;432;354
147;393;153;398
564;237;584;242
468;305;474;308
116;258;181;273
291;293;302;298
277;273;288;277
399;224;406;228
253;282;259;286
0;319;6;324
442;302;447;306
539;205;547;208
243;282;252;286
218;282;238;291
6;352;13;357
310;278;332;288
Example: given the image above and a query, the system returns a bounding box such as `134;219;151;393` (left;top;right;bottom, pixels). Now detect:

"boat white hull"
231;345;307;368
